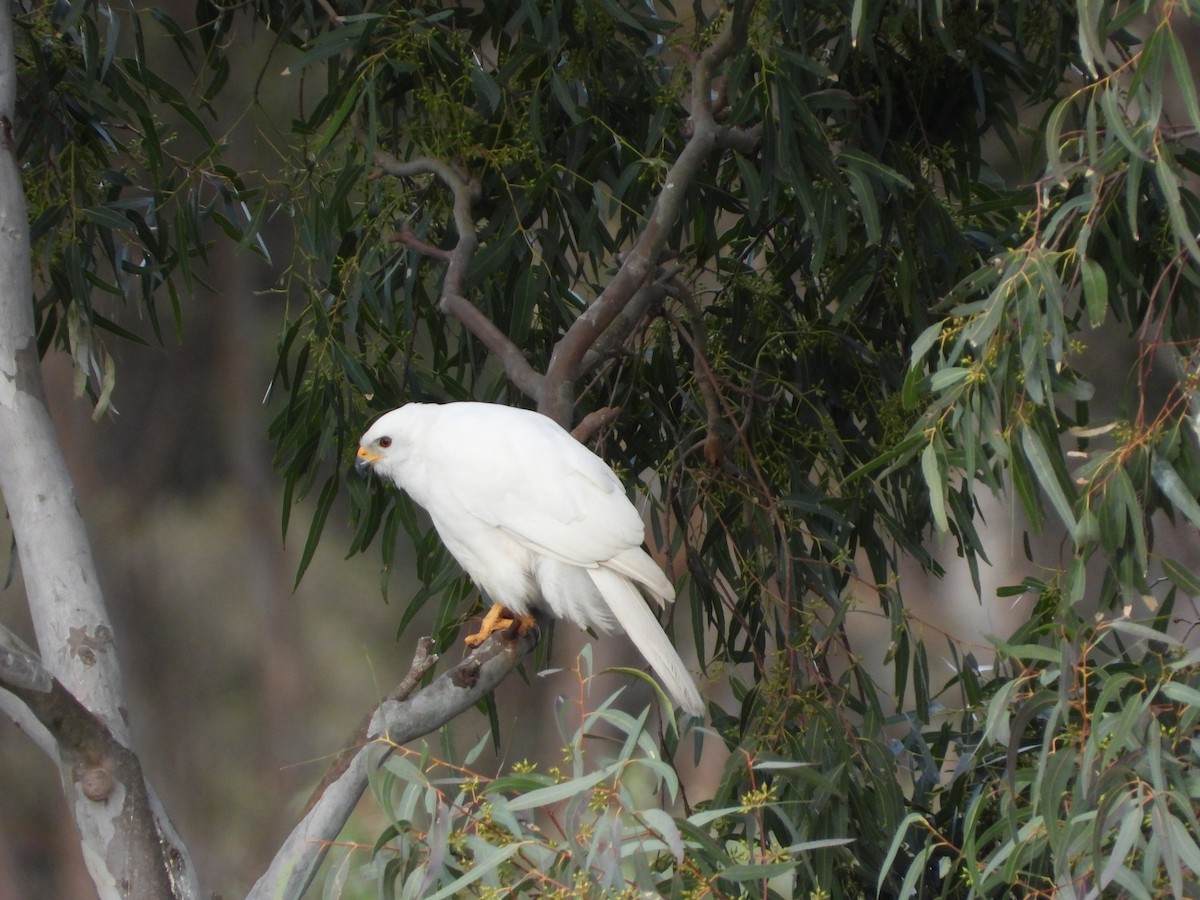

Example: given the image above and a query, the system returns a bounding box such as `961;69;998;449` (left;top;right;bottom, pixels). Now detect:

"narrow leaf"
1151;452;1200;529
1080;256;1108;327
1020;425;1077;536
1164;27;1200;140
922;442;950;533
1043;97;1074;185
423;841;525;900
1154;151;1200;265
296;472;339;587
638;808;684;862
1161;557;1200;597
505;766;613;811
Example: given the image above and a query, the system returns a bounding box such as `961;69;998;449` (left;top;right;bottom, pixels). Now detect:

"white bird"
355;401;704;716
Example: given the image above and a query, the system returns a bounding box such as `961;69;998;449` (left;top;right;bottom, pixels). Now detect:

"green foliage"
903;1;1200;612
883;587;1200;898
250;1;1200;895
14;0;262;415
325;648;854;898
265;0;1069;661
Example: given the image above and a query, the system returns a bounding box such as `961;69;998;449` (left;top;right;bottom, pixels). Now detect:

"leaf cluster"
881;588;1200;898
15;1;263;414
904;0;1200;610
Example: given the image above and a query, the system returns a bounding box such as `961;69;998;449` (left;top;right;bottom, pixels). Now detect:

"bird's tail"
587;566;704;717
607;547;675;607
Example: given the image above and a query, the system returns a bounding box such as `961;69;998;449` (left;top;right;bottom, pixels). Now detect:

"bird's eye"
378;436;392;448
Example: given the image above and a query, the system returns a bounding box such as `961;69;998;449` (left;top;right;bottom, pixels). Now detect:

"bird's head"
356;411;397;478
354;439;386;477
355;406;417;482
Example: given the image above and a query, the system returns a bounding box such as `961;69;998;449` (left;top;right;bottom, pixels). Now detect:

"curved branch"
577;279;669;378
248;620;541;900
441;292;544;398
541;3;762;423
373;148;544;400
296;635;439;818
571;405;623;442
373;151;479;297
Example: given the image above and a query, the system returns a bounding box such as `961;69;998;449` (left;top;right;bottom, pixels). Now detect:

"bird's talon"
464;603;517;647
502;614;539;640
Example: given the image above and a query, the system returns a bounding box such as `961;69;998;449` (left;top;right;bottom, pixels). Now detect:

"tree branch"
373;148;544;400
248;620;541;900
571;406;623;442
577;279;669;378
441;291;544;398
297;636;439;818
541;3;762;424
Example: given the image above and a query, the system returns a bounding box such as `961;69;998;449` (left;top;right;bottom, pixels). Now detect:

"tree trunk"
0;3;199;895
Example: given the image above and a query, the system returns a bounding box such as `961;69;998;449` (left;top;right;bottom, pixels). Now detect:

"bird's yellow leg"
464;604;537;647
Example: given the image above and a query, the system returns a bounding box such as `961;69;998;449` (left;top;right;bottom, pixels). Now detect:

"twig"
578;279;669;377
389;224;451;262
664;280;725;466
571;406;622;442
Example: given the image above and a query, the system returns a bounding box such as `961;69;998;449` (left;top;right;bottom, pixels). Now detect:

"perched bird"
356;401;704;716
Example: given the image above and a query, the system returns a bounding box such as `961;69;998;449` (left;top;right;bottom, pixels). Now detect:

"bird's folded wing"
436;414;649;567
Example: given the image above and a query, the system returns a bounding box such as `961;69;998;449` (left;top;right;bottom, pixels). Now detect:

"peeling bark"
0;3;198;895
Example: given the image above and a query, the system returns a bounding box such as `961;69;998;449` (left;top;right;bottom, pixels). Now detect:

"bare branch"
373;148;544;400
298;636;439;818
571;406;623;442
578;280;669;378
716;122;764;155
249;621;541;900
442;292;544;398
373;150;479;294
541;4;761;423
389;223;452;262
0;622;52;693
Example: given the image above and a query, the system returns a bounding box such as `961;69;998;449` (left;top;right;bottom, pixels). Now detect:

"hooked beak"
355;445;381;476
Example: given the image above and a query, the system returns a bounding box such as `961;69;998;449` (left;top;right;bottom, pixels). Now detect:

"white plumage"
356;401;704;716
